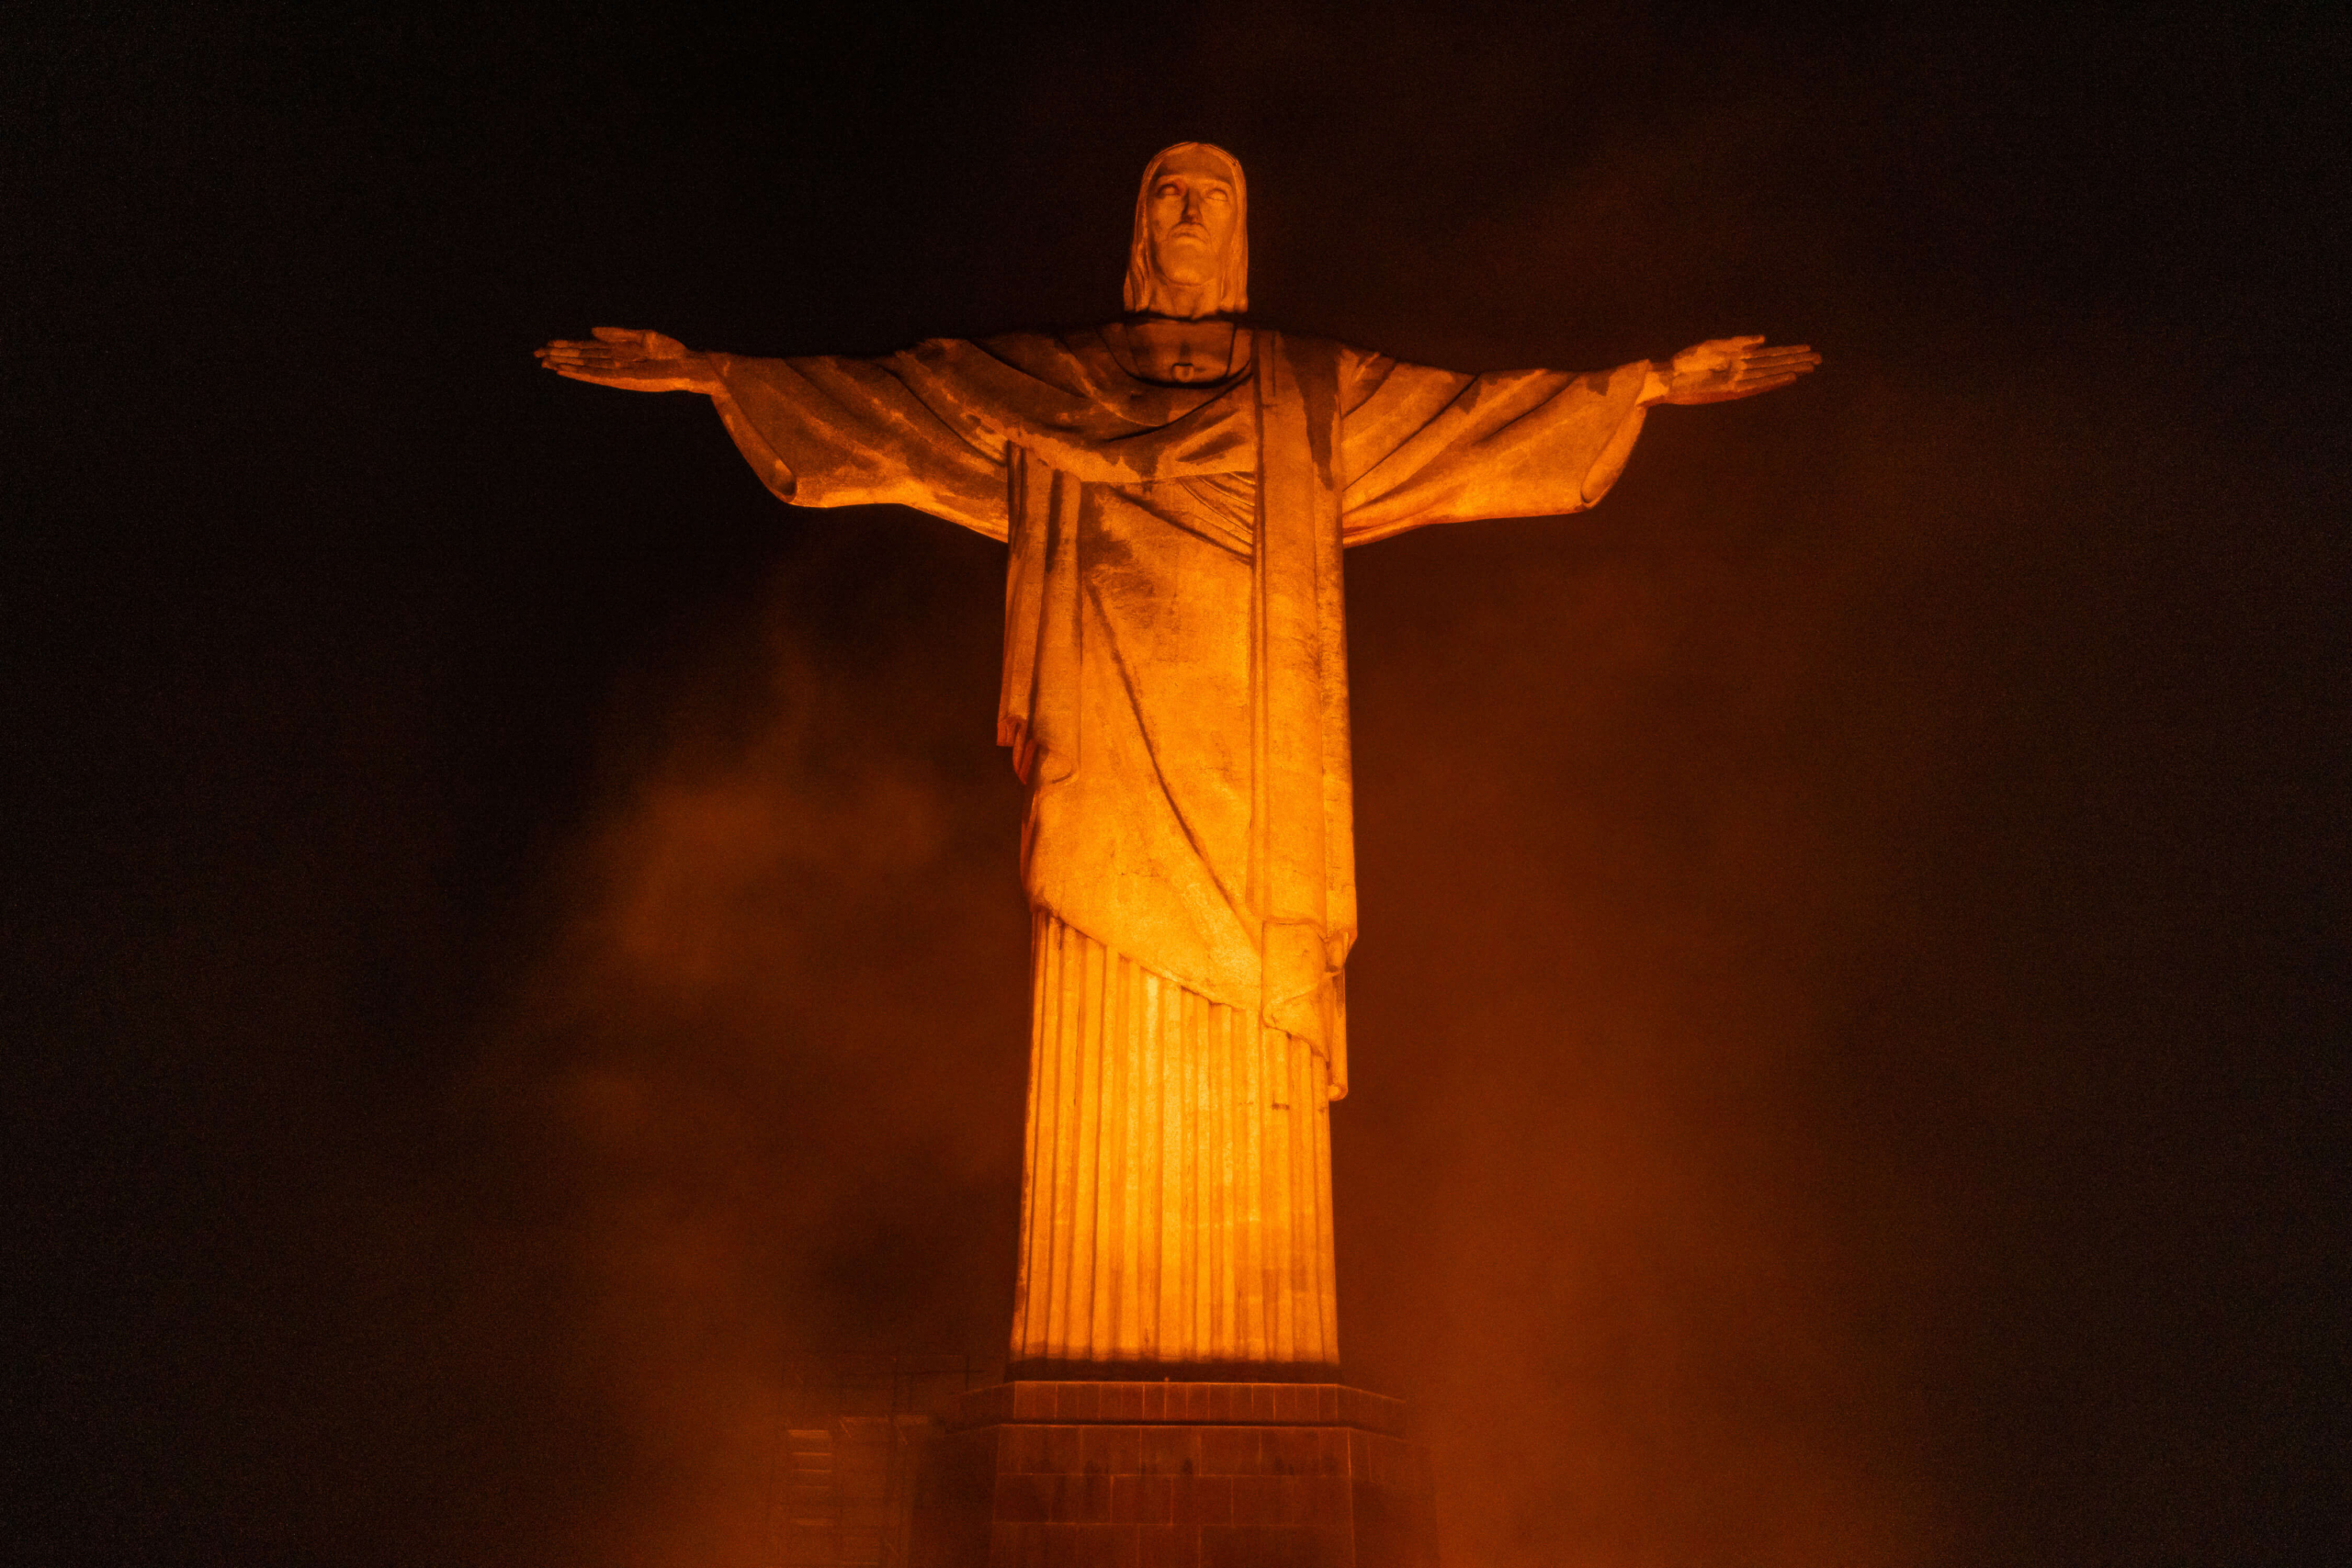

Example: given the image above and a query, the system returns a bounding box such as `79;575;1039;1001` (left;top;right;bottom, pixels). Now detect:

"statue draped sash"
704;324;1647;1368
704;327;1651;1095
994;335;1355;1077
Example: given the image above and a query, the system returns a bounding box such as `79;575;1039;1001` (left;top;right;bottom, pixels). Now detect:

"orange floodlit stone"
537;141;1815;1568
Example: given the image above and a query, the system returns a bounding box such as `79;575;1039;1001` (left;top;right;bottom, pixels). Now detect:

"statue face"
1144;148;1240;290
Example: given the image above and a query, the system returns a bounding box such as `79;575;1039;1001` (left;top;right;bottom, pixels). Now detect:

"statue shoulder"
972;327;1106;375
1256;330;1394;400
863;331;1104;409
1268;331;1360;370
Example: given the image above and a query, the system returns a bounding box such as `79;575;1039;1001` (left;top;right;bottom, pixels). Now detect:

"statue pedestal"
910;1381;1439;1568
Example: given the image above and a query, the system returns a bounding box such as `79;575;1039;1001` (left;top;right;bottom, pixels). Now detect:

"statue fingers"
1670;369;1804;403
1727;363;1815;388
1725;365;1803;386
547;342;651;370
539;337;629;358
1728;351;1812;376
549;361;695;390
551;365;666;388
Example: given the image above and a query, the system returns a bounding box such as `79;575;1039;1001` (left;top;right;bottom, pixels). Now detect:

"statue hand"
535;326;721;393
1655;335;1820;405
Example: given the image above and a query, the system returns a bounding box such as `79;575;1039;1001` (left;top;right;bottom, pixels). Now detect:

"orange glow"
514;142;1883;1568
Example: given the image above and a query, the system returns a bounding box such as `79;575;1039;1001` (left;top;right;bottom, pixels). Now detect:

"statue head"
1124;142;1249;319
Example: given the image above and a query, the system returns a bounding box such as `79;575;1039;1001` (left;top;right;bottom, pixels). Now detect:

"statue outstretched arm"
1337;336;1819;545
535;328;1011;541
535;327;723;394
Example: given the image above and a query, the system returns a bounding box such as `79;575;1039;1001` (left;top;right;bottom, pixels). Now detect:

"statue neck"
1114;318;1245;386
1134;273;1222;320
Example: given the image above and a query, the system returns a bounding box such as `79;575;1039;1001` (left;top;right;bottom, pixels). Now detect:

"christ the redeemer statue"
537;142;1817;1382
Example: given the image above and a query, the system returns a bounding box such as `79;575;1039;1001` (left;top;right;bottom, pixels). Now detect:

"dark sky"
10;5;2347;1566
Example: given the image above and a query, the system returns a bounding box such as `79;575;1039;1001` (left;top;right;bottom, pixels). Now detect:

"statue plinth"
910;1379;1440;1568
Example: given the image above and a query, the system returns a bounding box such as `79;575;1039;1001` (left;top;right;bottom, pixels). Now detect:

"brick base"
910;1382;1438;1568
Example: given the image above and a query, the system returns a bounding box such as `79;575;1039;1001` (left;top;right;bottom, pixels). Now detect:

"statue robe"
706;328;1650;1373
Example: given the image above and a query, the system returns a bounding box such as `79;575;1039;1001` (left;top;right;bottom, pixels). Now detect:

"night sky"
11;5;2347;1565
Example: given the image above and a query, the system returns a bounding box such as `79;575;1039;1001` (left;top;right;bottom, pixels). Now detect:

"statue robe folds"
706;328;1649;1373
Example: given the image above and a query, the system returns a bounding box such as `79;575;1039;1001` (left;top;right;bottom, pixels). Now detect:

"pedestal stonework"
910;1381;1439;1568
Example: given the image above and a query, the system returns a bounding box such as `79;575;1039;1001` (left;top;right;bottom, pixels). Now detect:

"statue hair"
1124;142;1250;315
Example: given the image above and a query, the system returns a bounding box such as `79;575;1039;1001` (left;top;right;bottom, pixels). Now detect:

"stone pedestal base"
910;1381;1438;1568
